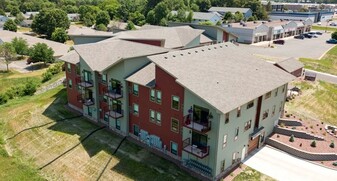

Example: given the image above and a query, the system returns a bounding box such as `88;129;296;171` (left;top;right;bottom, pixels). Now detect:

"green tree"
244;0;268;20
10;6;20;17
152;2;169;25
29;43;54;65
0;42;16;72
129;11;146;26
190;3;199;12
125;21;136;30
11;37;29;56
96;11;110;26
223;12;233;22
14;13;25;25
186;11;193;23
266;1;272;12
176;9;187;22
234;11;244;22
199;21;213;25
0;8;5;16
51;28;68;43
99;0;120;19
196;0;211;12
3;19;17;32
299;7;309;12
96;24;107;31
83;13;96;27
331;31;337;39
31;9;70;38
146;10;156;25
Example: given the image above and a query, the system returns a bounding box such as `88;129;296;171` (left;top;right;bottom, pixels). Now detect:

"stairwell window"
156;90;162;104
225;113;229;124
133;104;139;115
223;134;227;149
156;112;161;125
150;89;155;102
262;109;269;120
171;118;179;133
102;74;107;84
275;88;278;97
234;127;239;140
247;101;254;109
68;79;72;88
265;91;271;100
237;106;241;117
150;110;155;122
272;105;276;117
171;96;180;110
67;63;71;72
282;85;285;93
133;84;139;96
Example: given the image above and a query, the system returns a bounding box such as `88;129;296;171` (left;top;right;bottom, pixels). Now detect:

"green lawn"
299;45;337;75
233;167;275;181
312;25;337;32
286;80;337;126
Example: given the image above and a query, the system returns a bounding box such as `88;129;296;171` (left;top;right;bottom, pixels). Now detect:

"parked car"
303;33;313;38
294;35;305;39
326;39;337;44
330;22;337;26
317;22;322;25
315;32;323;35
273;39;285;45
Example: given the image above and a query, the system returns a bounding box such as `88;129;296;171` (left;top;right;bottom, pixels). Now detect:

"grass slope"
312;25;337;32
299;45;337;75
233;167;275;181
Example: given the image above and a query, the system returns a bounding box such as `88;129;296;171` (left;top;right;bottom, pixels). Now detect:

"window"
68;79;72;88
234;127;239;140
171;118;179;133
245;120;252;131
150;110;155;122
265;91;271;99
116;120;121;130
222;135;227;149
282;85;285;93
67;63;71;72
225;113;229;124
279;101;283;113
103;95;108;103
247;101;254;109
133;84;139;96
102;74;107;83
237;106;241;117
150;89;155;102
76;65;80;75
104;114;109;122
133;104;139;115
220;160;226;172
156;90;162;103
133;125;139;136
171;142;178;155
156;112;161;124
232;152;236;164
275;88;278;97
262;109;269;120
88;107;92;116
171;96;180;110
272;105;276;117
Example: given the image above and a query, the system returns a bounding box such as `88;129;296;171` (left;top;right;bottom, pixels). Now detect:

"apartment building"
60;37;294;180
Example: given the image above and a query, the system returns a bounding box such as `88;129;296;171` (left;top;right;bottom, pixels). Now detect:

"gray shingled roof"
275;57;304;73
209;7;251;14
171;11;221;21
126;63;156;87
111;26;204;49
0;30;69;57
58;50;80;64
148;43;295;114
67;25;114;37
73;39;169;72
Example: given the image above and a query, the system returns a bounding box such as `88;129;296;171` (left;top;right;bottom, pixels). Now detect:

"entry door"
84;71;91;82
241;146;246;161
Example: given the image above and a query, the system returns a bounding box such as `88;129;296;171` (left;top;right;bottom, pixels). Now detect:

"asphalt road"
244;146;337;181
241;32;335;60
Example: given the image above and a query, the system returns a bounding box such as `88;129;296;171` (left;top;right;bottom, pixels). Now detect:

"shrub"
0;93;8;105
310;125;313;129
289;135;295;142
330;141;335;148
323;132;327;136
42;71;52;82
333;162;337;166
24;80;37;96
311;140;316;147
5;85;25;99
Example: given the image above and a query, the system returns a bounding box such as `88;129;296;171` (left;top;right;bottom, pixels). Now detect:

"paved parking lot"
241;32;335;60
244;146;337;181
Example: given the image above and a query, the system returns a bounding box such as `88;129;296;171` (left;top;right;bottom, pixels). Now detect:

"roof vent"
242;23;246;27
225;45;228;47
201;49;204;51
164;57;168;59
214;47;217;49
262;21;266;24
180;54;183;56
253;21;257;24
195;50;198;53
220;45;223;48
268;19;272;22
188;52;191;54
208;48;211;50
280;19;283;22
173;55;176;57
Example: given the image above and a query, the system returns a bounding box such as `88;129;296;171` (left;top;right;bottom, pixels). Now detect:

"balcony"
184;115;211;133
106;109;124;119
103;87;123;99
77;95;95;106
76;77;93;88
183;138;209;159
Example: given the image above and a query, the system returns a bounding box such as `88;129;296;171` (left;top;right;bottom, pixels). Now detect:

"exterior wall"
268;13;316;22
191;15;221;24
244;10;253;19
126;39;163;47
129;66;185;156
184;36;201;48
224;27;254;44
319;12;334;22
65;63;82;110
182;89;220;176
70;36;111;45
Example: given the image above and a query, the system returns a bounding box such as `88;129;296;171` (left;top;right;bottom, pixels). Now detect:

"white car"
317;22;322;25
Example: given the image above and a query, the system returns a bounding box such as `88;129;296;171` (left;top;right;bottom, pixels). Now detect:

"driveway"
241;32;335;60
0;60;45;73
244;146;337;181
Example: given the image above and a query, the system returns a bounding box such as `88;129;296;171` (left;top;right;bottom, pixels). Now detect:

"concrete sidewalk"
244;146;337;181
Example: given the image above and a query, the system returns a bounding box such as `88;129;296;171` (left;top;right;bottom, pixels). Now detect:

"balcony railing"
77;95;95;106
106;109;124;119
184;115;211;133
183;138;209;159
76;77;93;88
103;86;123;99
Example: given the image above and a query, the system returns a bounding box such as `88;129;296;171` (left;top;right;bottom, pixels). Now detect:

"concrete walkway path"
305;69;337;84
244;146;337;181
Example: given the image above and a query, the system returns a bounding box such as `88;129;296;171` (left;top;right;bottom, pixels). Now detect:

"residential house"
60;38;294;180
67;25;114;45
20;20;33;27
208;7;253;19
0;15;9;29
170;11;222;25
274;58;304;77
0;30;69;57
67;13;80;22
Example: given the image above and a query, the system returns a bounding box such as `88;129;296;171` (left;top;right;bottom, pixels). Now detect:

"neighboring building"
108;21;141;33
168;22;238;43
208;7;253;19
67;25;114;45
67;13;80;22
170;11;222;25
23;12;39;19
20;20;33;27
60;38;294;180
0;30;69;57
274;58;304;77
223;19;312;44
268;11;333;23
0;15;9;29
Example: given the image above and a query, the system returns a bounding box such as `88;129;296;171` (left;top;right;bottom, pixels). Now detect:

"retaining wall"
279;118;303;127
275;127;324;140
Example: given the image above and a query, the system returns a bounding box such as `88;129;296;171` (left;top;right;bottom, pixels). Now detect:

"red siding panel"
65;63;82;110
128;66;184;156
